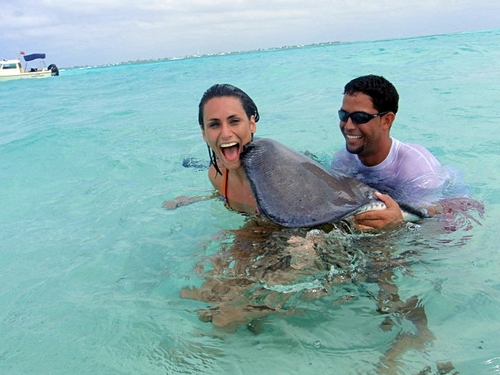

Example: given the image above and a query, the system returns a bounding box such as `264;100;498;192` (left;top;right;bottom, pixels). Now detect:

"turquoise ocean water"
1;29;500;374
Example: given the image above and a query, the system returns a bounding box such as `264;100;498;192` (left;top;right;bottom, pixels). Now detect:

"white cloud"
0;0;498;67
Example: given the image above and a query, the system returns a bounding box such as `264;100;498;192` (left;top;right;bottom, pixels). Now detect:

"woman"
198;83;260;214
162;83;260;213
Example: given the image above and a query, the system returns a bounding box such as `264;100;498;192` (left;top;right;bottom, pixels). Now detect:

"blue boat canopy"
23;53;46;61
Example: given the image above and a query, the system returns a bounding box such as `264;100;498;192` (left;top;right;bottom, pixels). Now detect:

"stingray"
240;138;427;228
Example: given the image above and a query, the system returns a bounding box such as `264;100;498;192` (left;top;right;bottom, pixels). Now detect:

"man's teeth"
346;135;362;139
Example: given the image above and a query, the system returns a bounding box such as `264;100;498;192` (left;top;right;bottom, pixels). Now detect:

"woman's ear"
250;115;257;133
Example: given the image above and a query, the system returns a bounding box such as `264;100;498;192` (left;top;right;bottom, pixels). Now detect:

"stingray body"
241;138;425;228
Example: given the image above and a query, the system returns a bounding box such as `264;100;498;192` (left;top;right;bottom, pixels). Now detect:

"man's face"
339;92;386;157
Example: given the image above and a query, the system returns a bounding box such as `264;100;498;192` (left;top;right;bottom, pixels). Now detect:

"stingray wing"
241;138;378;227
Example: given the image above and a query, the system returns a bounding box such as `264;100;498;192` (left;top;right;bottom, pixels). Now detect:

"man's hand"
352;192;404;230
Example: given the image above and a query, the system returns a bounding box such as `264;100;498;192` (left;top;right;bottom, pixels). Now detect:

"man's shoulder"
390;139;445;185
393;139;439;163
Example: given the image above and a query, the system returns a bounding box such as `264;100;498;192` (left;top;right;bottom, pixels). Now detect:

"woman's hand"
163;194;215;210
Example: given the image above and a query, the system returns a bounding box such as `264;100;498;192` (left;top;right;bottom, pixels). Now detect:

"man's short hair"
344;75;399;114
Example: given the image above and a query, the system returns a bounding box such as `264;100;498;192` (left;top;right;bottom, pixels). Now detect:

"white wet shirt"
330;138;453;206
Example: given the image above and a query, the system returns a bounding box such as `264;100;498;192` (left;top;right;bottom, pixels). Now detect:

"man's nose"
343;117;357;129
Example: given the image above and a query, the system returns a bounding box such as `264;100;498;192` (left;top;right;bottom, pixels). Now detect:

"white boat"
0;53;59;82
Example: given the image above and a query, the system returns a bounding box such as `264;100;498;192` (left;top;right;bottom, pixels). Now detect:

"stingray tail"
398;202;431;221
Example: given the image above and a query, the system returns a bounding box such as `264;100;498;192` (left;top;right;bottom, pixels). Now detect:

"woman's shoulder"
207;165;226;192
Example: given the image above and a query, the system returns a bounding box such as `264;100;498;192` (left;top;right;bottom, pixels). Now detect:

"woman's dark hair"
343;75;399;114
198;83;260;127
198;84;260;175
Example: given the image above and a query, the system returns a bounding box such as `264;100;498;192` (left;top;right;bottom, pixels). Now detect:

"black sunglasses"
338;109;389;125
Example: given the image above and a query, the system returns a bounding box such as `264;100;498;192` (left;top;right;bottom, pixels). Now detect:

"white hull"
0;69;53;81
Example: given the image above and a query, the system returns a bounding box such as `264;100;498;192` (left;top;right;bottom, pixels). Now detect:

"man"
331;75;449;230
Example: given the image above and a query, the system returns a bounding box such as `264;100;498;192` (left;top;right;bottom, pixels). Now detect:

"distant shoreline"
62;28;497;71
62;41;342;71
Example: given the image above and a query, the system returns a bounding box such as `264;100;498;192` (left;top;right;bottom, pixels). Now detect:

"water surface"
1;29;499;374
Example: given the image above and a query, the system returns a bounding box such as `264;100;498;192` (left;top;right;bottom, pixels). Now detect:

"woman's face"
202;96;256;170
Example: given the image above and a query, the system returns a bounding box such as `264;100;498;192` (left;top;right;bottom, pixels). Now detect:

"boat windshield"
1;63;18;69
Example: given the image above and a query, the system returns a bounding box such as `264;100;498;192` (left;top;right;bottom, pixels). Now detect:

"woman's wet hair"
198;84;260;175
343;74;399;114
198;83;260;127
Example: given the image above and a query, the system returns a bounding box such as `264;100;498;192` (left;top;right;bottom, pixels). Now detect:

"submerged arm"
163;192;219;210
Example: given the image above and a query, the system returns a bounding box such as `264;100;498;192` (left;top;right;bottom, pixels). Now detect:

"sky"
1;0;499;68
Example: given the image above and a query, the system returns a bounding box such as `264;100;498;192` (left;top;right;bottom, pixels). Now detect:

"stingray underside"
241;138;381;228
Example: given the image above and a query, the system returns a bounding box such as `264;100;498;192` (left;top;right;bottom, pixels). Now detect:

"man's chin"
346;145;363;154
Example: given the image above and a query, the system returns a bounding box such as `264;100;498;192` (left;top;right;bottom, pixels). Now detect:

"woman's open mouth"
220;142;240;162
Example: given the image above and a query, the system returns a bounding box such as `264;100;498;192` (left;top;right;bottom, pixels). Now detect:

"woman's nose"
220;122;232;136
